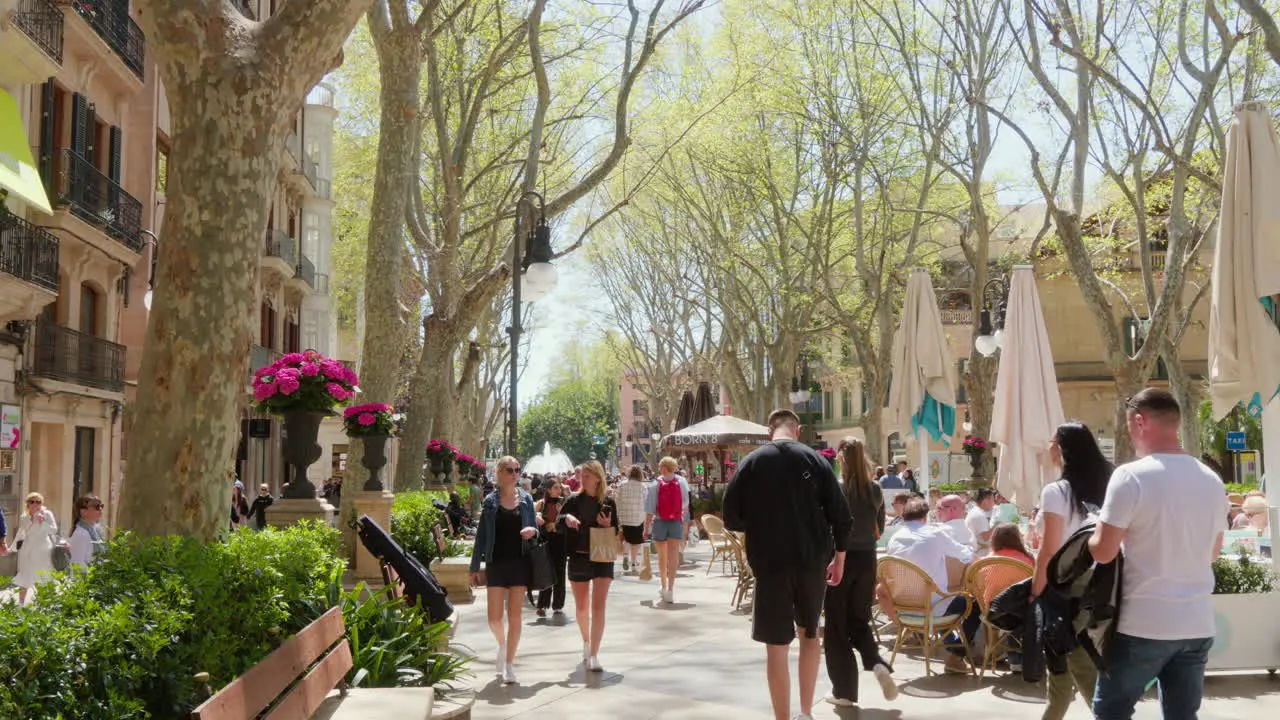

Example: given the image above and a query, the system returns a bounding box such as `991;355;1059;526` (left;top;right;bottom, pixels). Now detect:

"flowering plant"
454;454;476;473
962;435;988;456
342;403;395;437
426;439;458;464
819;447;838;460
252;350;358;414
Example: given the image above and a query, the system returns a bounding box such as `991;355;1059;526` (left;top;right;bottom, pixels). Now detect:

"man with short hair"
935;494;973;546
879;462;906;489
1088;388;1227;718
965;488;998;551
724;409;852;720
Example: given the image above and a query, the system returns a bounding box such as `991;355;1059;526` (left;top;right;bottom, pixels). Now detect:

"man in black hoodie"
724;409;852;720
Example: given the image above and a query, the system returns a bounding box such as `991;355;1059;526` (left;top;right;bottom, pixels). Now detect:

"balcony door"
73;426;96;500
79;284;100;378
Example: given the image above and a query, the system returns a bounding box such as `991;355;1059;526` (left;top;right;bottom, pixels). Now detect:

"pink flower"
278;376;301;395
327;383;349;400
301;363;321;377
254;383;278;402
253;365;273;379
343;367;360;385
275;367;300;379
320;360;344;378
281;352;306;365
357;413;376;426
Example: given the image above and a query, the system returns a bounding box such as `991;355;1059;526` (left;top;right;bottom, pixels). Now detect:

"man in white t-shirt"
935;495;973;546
964;488;997;551
1088;388;1227;719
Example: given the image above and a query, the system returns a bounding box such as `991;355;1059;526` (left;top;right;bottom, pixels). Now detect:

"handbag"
50;534;71;572
589;527;619;563
527;538;555;591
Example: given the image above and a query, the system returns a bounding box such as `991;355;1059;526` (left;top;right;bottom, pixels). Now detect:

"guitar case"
356;514;454;622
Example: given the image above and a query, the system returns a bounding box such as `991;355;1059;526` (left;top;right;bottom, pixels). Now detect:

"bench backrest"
191;606;352;720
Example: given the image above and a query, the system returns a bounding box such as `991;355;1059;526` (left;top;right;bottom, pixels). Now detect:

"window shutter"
39;80;56;186
109;127;123;184
84;103;97;161
70;93;86;156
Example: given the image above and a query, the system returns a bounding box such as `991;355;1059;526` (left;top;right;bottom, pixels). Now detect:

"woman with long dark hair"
823;437;897;707
535;479;569;618
1032;422;1110;719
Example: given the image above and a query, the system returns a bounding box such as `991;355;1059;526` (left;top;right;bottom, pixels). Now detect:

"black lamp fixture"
505;190;559;453
975;276;1008;357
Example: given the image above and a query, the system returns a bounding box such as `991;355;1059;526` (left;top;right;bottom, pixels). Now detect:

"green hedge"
391;491;469;564
1223;482;1260;496
0;522;345;719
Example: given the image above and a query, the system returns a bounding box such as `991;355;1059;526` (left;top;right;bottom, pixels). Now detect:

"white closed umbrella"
990;266;1065;512
1209;104;1280;540
885;269;957;491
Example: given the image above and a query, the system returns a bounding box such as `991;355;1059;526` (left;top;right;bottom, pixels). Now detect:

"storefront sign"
0;405;20;448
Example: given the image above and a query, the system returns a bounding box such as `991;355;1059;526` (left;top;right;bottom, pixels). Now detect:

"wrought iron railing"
307;85;335;108
14;0;64;64
70;0;145;79
315;178;331;199
295;254;315;288
264;229;297;267
938;307;973;325
49;148;143;252
0;207;59;292
312;273;330;295
301;151;318;191
31;321;125;391
285;132;300;164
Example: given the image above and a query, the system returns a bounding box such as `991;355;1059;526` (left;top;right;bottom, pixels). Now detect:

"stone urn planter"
361;435;392;491
281;411;327;498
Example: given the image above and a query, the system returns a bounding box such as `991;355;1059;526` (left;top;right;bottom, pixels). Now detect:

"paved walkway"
451;544;1280;719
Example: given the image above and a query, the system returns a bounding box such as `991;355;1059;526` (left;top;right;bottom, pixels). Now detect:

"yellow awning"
0;88;52;214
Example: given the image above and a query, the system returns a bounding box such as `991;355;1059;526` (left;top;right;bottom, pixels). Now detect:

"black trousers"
823;549;885;702
537;531;568;611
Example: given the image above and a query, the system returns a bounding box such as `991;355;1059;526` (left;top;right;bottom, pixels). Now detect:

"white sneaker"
622;557;630;571
824;695;856;707
874;663;898;700
496;645;506;676
502;665;518;685
792;714;815;720
587;655;604;672
582;642;591;662
665;589;675;604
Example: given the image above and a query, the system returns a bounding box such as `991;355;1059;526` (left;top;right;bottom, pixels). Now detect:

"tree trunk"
1162;339;1203;456
122;1;369;540
395;315;455;489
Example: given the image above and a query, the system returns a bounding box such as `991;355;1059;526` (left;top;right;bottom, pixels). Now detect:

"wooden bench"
191;607;352;720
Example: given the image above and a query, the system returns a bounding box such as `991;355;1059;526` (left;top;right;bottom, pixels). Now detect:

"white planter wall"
1208;593;1280;672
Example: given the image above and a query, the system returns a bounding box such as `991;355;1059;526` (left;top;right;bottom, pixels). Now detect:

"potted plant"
425;440;457;485
454;454;476;482
342;403;396;492
961;435;988;484
253;350;358;498
1207;553;1280;672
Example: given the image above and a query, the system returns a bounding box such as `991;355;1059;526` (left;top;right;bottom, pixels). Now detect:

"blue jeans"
1092;633;1213;719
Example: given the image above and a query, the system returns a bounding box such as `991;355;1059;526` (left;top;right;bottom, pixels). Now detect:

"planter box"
430;555;475;604
1208;593;1280;672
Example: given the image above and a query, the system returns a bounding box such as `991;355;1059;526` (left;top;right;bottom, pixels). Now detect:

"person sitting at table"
877;498;975;674
989;523;1034;566
885;493;909;528
936;494;974;547
1235;495;1270;532
965;488;998;552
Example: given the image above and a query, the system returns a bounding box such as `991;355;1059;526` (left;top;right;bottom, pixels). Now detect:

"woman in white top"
14;492;58;603
1031;423;1110;720
69;494;107;568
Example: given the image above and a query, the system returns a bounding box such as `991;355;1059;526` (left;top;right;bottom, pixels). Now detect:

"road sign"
1226;431;1246;452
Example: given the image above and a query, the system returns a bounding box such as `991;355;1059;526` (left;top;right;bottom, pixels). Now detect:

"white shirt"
941;518;973;547
614;479;647;527
886;521;973;612
965;507;991;548
1098;454;1228;640
1036;479;1094;539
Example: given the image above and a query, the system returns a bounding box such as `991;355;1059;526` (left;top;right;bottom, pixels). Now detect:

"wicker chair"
876;556;975;677
962;556;1034;678
727;532;754;610
700;514;738;576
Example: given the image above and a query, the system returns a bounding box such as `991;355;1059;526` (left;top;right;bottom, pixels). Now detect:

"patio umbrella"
884;269;957;491
693;382;717;425
989;265;1065;511
1208;104;1280;535
674;390;696;432
662;414;772;452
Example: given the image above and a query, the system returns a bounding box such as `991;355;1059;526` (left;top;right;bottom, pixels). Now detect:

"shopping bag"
638;543;653;581
590;526;619;563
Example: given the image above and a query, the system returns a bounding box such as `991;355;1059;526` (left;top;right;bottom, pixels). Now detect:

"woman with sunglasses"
69;494;107;568
562;460;618;673
14;492;58;603
469;455;538;685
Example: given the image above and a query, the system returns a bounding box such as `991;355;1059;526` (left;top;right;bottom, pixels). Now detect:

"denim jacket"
469;489;537;571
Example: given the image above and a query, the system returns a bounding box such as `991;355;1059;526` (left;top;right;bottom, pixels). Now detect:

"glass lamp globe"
789;391;803;404
797;389;812;403
975;334;999;357
521;262;558;301
993;328;1005;349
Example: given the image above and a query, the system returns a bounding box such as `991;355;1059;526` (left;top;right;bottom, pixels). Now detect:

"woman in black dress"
535;479;569;617
561;460;618;673
469;455;538;685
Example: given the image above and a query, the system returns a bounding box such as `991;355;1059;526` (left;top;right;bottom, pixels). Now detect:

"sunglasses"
503;466;520;473
86;503;104;510
26;499;41;505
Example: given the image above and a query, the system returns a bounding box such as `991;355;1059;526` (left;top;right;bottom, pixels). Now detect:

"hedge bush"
391;491;469;563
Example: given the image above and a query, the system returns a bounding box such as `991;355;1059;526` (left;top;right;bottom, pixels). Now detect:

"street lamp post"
974;277;1009;357
505;191;559;454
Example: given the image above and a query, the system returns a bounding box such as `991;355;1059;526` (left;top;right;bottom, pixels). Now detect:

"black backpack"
356;515;454;622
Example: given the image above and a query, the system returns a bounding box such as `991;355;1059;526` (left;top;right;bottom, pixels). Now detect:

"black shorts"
484;559;529;588
621;524;645;545
568;553;615;583
751;569;827;645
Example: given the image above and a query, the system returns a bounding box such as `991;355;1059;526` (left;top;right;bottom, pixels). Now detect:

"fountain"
524;441;574;475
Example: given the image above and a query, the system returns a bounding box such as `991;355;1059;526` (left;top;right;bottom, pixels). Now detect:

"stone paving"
451;543;1280;719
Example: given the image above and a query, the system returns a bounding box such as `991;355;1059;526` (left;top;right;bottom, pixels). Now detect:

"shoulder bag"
526;537;555;591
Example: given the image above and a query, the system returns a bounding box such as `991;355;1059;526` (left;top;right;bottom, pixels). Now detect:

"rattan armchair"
962;556;1034;678
876;555;975;677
